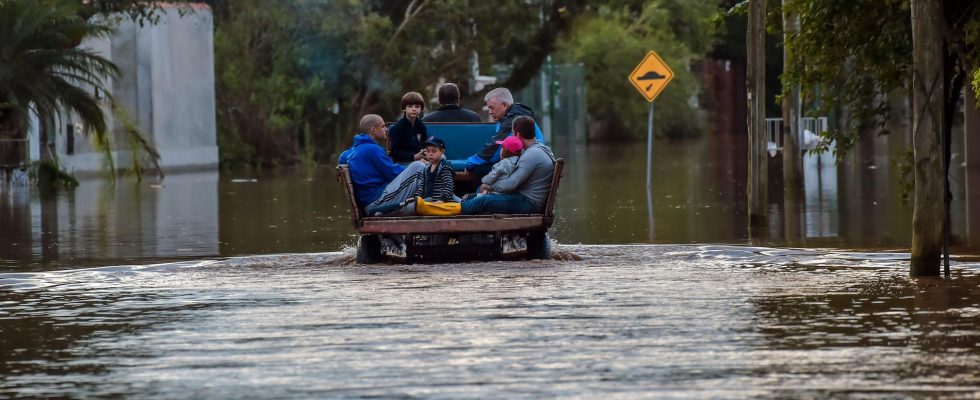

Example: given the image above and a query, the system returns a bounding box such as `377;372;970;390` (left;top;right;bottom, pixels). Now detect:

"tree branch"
391;0;428;42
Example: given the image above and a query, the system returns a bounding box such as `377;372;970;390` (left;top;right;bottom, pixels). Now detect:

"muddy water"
3;138;974;271
2;137;980;397
2;245;979;398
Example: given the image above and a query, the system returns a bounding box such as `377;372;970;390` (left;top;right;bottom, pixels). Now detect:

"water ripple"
2;244;979;398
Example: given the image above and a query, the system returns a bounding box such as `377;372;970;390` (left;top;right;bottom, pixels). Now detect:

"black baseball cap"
422;136;446;149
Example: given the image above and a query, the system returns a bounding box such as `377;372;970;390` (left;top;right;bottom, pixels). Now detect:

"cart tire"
526;231;552;260
356;234;383;264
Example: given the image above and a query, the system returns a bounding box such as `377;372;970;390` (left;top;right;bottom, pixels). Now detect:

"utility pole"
747;0;768;237
782;1;802;190
910;0;944;276
781;0;802;244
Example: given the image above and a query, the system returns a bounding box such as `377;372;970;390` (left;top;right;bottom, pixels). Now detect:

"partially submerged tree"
0;0;169;182
741;0;980;276
0;0;118;142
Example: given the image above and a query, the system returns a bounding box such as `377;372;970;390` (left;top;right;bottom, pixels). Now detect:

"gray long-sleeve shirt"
488;141;556;211
481;156;519;188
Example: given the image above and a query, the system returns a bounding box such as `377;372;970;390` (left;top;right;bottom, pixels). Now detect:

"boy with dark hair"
389;91;428;163
416;136;456;202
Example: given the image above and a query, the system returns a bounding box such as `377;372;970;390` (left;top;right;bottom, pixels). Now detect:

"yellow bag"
415;196;461;216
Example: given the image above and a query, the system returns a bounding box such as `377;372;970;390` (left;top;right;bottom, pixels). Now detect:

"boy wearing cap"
417;136;456;202
480;136;523;195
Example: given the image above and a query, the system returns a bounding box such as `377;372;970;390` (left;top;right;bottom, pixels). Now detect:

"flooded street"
2;245;979;398
3;138;980;397
3;136;973;271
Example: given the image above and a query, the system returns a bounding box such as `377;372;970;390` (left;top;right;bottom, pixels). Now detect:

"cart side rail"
336;165;363;228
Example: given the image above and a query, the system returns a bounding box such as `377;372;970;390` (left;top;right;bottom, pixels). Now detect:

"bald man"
339;114;428;216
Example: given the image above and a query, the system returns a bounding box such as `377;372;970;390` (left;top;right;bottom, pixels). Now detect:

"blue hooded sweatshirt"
339;134;406;206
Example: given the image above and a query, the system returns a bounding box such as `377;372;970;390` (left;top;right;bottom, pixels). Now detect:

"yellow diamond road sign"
629;50;674;102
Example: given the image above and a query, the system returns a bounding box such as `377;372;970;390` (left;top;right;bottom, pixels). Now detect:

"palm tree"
0;0;118;143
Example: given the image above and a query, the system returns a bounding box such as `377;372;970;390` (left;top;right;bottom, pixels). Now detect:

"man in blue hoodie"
340;114;427;216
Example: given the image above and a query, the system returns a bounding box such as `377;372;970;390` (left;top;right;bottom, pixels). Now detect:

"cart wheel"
526;231;552;260
356;234;382;264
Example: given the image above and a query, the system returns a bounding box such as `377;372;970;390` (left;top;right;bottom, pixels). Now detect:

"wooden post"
910;0;943;276
747;0;768;235
781;0;802;244
782;1;802;190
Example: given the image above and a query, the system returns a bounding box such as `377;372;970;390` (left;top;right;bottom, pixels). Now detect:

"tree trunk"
782;1;802;190
747;0;768;236
910;0;944;276
781;0;803;244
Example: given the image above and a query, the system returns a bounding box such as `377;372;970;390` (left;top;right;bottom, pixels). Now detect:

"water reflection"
0;133;977;270
803;151;839;238
1;172;218;270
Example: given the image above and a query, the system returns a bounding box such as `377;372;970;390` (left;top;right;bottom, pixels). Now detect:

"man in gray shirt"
462;116;556;214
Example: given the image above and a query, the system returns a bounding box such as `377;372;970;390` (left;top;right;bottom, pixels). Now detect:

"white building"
26;4;218;176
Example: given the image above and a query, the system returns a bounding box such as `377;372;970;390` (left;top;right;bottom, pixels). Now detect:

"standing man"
463;87;542;181
340;114;427;216
422;83;482;123
461;116;556;215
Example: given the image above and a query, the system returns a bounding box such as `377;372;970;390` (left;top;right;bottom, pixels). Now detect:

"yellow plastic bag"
415;196;461;216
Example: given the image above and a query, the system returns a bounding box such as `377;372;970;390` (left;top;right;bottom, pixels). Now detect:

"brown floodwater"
1;246;978;398
2;137;979;397
1;137;976;271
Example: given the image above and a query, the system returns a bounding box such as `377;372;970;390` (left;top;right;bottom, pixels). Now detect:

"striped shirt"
416;157;455;202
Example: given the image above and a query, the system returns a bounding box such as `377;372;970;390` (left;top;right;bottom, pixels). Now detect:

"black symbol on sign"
637;71;666;81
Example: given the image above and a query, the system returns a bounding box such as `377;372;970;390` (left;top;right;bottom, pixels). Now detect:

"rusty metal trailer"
337;159;564;263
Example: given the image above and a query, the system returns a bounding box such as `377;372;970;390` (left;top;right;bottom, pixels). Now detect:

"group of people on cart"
339;83;557;217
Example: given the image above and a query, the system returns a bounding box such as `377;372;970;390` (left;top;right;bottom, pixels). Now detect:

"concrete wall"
30;5;217;176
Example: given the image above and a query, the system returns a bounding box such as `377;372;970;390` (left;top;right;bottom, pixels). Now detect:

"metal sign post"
646;102;654;241
628;50;674;242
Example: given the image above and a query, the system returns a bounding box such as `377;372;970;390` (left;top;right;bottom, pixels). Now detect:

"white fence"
765;117;829;152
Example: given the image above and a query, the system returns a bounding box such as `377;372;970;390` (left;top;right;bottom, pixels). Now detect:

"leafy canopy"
557;0;719;139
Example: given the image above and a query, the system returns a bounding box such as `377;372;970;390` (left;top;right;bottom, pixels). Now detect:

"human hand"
479;184;491;194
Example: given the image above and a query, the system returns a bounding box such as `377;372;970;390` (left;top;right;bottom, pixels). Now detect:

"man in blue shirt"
340;114;426;216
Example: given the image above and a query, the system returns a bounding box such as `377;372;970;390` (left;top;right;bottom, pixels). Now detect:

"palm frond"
0;0;118;140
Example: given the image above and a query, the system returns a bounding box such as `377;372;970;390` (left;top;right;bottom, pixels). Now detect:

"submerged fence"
0;139;28;169
0;138;29;184
765;117;829;151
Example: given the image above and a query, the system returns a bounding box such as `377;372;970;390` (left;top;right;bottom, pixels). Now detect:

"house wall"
31;5;217;176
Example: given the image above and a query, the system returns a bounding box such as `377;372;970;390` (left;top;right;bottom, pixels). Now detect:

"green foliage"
893;146;914;203
974;68;980;104
556;1;719;140
77;0;193;25
28;159;79;187
781;0;912;158
212;0;597;166
112;102;163;182
779;0;980;159
0;0;119;143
